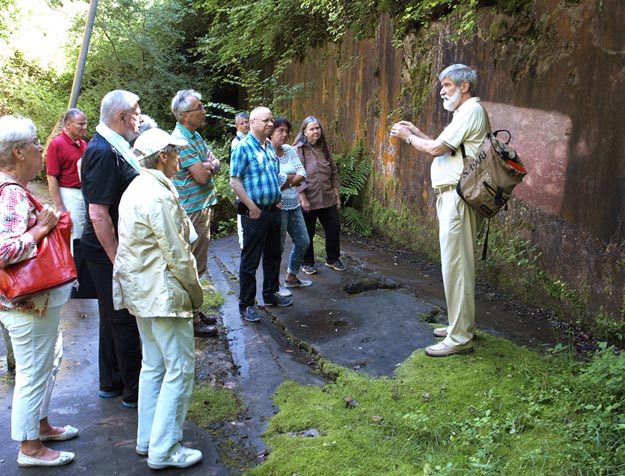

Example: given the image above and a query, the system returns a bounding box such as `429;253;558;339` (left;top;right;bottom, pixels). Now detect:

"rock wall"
279;0;625;337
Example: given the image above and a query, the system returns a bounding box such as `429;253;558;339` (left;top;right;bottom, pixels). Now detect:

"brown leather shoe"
197;311;217;325
193;316;217;337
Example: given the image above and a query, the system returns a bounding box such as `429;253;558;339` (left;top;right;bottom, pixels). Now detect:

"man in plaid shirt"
230;106;293;323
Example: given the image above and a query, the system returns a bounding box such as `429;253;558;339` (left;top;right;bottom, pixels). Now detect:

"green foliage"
299;0;381;42
594;310;625;344
0;0;18;41
250;335;625;476
335;142;371;207
78;0;201;129
387;0;479;44
366;199;440;261
0;50;69;135
342;207;373;237
334;142;373;236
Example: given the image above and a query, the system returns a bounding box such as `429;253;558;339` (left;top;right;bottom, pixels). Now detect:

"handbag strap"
0;181;44;212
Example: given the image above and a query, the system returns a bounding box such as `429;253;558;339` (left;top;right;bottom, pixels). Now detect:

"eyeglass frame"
182;103;206;114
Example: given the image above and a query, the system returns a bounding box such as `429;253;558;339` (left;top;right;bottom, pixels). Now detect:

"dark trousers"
302;205;341;265
82;244;141;403
239;207;282;311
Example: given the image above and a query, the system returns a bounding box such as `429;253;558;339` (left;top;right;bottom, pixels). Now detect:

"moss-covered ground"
247;333;624;476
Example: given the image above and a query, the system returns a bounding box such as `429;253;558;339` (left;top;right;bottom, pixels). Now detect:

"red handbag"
0;182;77;301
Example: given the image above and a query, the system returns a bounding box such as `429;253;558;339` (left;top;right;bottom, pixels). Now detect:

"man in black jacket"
80;90;143;407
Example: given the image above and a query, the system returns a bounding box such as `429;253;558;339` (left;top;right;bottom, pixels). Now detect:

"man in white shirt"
230;112;249;151
391;64;489;357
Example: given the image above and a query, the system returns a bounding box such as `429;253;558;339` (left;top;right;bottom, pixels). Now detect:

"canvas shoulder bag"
456;126;527;219
455;111;528;259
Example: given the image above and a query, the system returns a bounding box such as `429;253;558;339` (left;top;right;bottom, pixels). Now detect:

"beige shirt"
431;97;489;188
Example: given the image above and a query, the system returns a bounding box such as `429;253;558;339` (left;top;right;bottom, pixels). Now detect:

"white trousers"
0;306;63;441
136;317;195;459
436;191;480;346
1;321;14;368
59;187;85;244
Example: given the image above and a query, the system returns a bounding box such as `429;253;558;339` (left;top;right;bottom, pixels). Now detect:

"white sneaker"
277;286;293;297
284;278;313;288
147;445;202;469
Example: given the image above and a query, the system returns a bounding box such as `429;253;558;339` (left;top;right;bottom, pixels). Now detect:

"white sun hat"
133;128;186;160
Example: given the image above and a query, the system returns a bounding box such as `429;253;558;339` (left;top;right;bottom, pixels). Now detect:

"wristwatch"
406;135;413;145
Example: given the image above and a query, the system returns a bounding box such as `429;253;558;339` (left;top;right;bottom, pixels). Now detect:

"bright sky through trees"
2;0;87;72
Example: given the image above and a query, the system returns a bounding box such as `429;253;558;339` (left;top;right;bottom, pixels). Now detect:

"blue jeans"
280;207;310;275
239;206;282;311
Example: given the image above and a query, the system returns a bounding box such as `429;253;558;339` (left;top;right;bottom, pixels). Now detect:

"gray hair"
139;114;158;133
171;89;202;122
0;115;37;168
438;64;478;95
235;112;248;123
100;90;140;126
137;145;174;169
63;108;86;124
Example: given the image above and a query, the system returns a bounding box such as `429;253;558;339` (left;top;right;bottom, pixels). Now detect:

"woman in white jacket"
112;128;204;470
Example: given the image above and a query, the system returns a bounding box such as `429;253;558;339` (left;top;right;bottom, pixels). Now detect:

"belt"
254;203;278;211
433;185;456;196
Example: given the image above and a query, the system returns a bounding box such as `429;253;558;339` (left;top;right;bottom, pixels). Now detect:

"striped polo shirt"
171;123;217;213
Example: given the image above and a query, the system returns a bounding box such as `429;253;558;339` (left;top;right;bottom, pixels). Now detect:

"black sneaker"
301;264;318;275
241;306;261;322
325;259;346;271
264;294;293;307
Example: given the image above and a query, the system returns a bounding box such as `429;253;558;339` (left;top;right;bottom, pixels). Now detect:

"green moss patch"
250;334;624;475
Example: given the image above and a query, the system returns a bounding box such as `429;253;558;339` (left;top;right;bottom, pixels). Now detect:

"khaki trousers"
436;190;480;346
189;206;213;278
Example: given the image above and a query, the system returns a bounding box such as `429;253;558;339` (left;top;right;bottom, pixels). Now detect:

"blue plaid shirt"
230;133;282;206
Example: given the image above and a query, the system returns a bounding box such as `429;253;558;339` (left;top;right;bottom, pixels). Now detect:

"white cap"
133;128;186;160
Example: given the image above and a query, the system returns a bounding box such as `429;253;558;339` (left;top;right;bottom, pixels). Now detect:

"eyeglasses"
17;137;43;150
183;103;205;114
275;127;290;135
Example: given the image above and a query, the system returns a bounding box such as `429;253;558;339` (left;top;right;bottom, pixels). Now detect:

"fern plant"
334;141;373;235
335;142;371;207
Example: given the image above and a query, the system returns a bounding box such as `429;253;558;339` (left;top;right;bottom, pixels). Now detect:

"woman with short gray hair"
113;128;204;470
0;114;78;468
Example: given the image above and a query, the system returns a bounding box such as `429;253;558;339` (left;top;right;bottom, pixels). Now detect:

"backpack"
456;126;528;259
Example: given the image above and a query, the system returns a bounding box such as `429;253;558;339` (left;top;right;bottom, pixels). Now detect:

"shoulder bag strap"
459;103;493;160
0;181;43;212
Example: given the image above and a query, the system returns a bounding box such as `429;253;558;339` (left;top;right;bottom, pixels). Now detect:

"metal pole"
68;0;98;109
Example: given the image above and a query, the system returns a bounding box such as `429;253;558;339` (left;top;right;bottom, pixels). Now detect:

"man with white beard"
390;64;489;357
